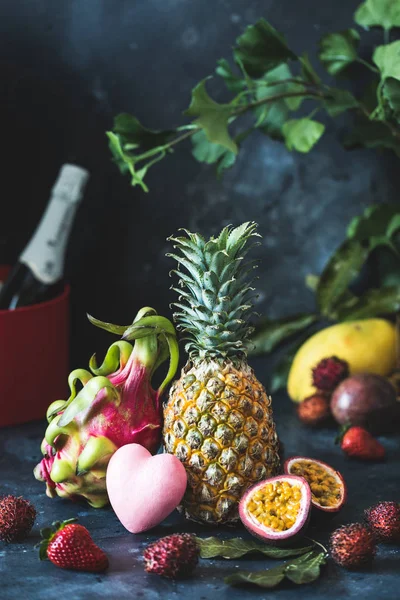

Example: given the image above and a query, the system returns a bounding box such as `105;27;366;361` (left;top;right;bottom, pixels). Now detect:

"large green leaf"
335;286;400;320
373;41;400;81
184;79;237;153
355;0;400;32
269;330;316;392
318;29;360;75
344;118;400;157
253;64;309;140
285;551;327;585
107;132;150;192
282;118;325;153
224;551;326;589
215;58;246;93
300;53;321;85
382;77;400;122
316;239;370;317
324;88;359;117
347;203;400;241
112;113;175;150
196;537;312;559
191;129;252;176
250;313;317;355
233;18;297;78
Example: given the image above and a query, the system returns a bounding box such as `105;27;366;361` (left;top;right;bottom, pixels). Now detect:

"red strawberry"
337;426;385;461
38;519;108;572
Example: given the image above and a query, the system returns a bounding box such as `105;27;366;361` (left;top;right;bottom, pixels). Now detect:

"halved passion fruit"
239;475;311;545
284;456;347;514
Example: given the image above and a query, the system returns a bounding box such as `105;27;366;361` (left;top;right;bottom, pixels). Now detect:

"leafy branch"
107;1;400;191
251;203;400;392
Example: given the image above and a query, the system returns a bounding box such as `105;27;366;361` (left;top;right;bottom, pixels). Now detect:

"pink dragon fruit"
34;307;179;508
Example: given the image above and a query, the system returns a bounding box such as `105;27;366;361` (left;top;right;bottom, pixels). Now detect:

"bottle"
0;164;89;310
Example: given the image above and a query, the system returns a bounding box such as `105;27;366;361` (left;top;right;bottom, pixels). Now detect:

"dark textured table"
1;375;399;600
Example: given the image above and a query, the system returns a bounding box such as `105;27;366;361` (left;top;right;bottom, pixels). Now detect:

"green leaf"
107;132;150;192
382;77;400;121
344;119;400;157
191;129;231;164
324;88;359;117
373;41;400;81
335;285;400;320
196;536;313;560
270;353;294;393
300;53;321;85
253;64;309;140
112;113;175;150
387;213;400;238
282;118;325;153
317;239;370;317
269;330;316;392
318;29;360;75
224;551;326;589
233;18;297;79
250;313;317;355
256;64;306;110
225;563;287;588
215;58;246;93
285;551;327;584
355;0;400;32
191;129;252;176
184;78;237;153
347;203;400;241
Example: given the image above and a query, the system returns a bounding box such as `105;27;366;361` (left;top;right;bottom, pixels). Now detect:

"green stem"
128;89;326;167
257;77;313;88
355;57;379;74
233;90;326;116
359;102;400;141
305;538;329;556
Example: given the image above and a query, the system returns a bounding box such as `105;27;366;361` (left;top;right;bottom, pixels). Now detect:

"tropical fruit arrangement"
1;222;399;590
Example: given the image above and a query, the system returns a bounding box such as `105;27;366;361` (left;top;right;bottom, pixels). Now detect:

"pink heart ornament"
106;443;187;533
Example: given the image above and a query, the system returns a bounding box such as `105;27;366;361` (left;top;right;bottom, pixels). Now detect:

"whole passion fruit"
330;373;400;434
284;456;347;515
239;475;311;545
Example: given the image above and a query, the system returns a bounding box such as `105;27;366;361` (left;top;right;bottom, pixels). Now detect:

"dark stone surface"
1;361;399;600
1;0;400;368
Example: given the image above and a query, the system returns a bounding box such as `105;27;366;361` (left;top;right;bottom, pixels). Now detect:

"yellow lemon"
287;319;396;402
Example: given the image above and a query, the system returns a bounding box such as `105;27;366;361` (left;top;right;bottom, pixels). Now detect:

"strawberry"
337;425;385;461
38;519;108;572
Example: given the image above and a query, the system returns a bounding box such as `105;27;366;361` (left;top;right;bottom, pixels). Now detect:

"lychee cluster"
0;495;36;543
330;500;400;569
143;533;199;579
297;356;349;427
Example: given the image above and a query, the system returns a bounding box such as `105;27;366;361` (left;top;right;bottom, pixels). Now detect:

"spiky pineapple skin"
163;359;280;524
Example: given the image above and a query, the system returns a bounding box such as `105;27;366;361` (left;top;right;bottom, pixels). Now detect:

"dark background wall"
1;0;399;368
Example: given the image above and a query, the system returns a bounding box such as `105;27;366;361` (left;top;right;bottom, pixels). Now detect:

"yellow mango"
287;319;396;402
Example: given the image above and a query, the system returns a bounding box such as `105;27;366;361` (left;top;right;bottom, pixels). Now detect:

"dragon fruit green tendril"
34;307;179;508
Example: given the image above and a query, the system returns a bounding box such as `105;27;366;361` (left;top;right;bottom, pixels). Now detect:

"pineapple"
163;222;280;524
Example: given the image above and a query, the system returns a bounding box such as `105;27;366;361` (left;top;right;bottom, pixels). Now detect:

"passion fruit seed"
290;461;341;508
247;480;302;532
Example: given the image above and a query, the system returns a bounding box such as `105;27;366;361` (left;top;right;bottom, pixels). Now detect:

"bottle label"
20;195;80;284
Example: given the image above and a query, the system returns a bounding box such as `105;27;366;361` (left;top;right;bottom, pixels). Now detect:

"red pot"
0;265;69;427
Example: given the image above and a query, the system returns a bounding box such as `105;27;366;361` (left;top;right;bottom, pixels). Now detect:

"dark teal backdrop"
1;0;399;367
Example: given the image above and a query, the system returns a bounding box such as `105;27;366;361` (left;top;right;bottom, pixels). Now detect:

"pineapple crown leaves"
167;222;262;360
